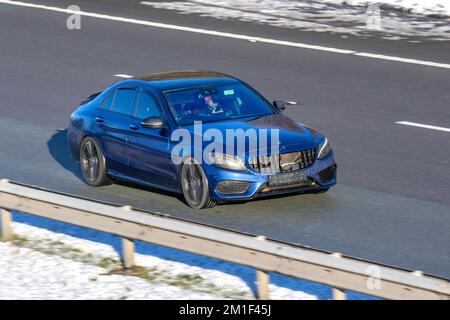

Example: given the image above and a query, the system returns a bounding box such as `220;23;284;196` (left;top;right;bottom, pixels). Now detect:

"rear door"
126;87;178;190
92;86;137;173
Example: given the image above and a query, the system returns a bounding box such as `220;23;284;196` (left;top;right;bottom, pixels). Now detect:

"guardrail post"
121;237;135;269
0;209;12;241
120;206;135;269
332;288;347;300
256;236;270;300
330;252;347;300
257;269;270;300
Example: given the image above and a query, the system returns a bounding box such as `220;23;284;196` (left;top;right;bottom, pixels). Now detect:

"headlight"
210;153;247;171
317;137;332;160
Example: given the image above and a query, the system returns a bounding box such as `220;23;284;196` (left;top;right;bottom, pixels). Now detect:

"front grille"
216;180;250;195
249;150;316;174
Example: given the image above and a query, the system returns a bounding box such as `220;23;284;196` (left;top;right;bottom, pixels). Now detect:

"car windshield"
164;83;275;125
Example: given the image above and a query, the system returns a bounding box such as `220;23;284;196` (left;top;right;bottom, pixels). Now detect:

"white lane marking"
114;74;133;78
1;0;450;69
354;53;450;69
396;121;450;133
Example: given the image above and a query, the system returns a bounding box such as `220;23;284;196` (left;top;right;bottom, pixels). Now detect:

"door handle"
95;117;104;123
129;124;139;130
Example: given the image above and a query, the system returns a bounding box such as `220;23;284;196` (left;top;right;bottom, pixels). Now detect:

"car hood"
181;113;323;157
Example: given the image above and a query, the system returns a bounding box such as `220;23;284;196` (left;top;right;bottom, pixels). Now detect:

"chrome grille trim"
249;150;316;174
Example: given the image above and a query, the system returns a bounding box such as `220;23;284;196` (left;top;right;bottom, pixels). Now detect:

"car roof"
133;70;241;91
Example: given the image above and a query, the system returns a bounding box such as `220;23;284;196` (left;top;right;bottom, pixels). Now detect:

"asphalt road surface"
0;0;449;277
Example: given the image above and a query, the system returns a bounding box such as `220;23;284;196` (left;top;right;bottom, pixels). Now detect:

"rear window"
111;88;136;115
100;90;116;109
80;92;101;106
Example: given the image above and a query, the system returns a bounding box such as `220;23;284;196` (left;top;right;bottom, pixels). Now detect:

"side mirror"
273;100;299;112
141;116;165;129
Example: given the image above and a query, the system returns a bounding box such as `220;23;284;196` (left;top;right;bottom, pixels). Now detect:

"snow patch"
0;242;219;299
321;0;450;17
141;0;450;41
5;214;323;299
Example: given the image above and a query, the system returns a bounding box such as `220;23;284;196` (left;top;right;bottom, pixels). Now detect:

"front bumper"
203;152;337;201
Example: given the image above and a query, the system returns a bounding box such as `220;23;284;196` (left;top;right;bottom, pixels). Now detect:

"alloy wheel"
182;162;204;206
81;139;100;183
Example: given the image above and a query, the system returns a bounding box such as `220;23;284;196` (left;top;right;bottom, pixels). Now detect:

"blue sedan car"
68;71;336;209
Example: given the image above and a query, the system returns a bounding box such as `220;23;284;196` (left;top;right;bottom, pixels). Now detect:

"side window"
100;90;116;109
111;88;136;115
136;90;162;120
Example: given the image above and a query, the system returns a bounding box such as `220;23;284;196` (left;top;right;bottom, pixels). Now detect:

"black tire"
79;137;111;187
180;159;216;209
314;188;329;194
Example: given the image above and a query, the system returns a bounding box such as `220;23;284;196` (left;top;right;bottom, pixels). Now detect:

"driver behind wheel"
203;95;224;114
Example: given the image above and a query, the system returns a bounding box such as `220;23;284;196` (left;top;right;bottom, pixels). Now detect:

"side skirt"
107;170;182;194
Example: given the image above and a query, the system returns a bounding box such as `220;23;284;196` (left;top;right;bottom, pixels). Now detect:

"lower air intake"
216;180;250;195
